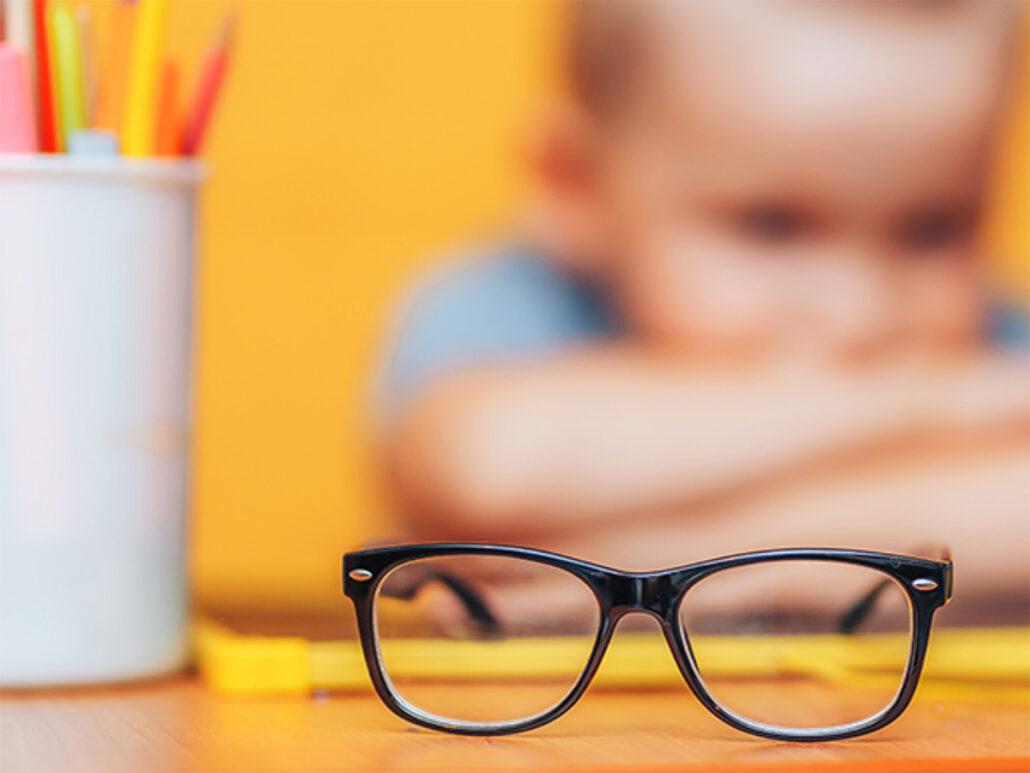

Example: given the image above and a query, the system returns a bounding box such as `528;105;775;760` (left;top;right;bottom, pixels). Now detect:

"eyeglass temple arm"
837;579;893;634
838;547;952;633
378;570;501;634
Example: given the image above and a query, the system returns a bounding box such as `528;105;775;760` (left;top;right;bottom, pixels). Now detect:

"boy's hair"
566;0;653;119
564;0;1018;119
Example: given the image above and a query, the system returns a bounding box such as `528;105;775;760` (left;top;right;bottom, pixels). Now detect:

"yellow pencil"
121;0;165;157
50;3;85;145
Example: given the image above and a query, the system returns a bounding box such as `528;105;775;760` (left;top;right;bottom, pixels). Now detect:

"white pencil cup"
0;155;204;686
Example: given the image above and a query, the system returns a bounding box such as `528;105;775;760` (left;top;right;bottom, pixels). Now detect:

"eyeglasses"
342;544;952;740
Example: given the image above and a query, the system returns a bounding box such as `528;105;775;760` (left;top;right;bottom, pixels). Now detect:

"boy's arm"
548;441;1029;611
388;347;1027;539
468;441;1028;625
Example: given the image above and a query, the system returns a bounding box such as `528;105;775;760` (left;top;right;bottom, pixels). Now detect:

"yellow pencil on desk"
194;619;1030;703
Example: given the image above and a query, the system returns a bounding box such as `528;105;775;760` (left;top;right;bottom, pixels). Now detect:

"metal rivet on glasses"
911;578;938;591
349;569;373;581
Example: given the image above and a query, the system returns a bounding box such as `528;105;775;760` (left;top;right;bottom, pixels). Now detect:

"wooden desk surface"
1;678;1027;773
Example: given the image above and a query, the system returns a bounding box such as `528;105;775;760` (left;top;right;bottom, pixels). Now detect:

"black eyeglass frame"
343;544;952;741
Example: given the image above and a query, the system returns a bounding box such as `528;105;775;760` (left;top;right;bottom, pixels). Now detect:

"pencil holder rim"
0;153;207;186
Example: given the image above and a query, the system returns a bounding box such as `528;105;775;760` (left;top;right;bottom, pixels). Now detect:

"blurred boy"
378;1;1028;618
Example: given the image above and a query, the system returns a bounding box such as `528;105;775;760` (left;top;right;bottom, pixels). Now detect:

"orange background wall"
159;0;560;613
74;0;559;613
84;1;1024;614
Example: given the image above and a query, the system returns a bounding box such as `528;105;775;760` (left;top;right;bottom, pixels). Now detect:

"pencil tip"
217;11;237;50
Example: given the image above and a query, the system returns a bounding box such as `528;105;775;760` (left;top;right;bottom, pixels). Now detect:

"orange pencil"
182;12;233;156
93;0;134;135
153;58;179;156
76;6;97;125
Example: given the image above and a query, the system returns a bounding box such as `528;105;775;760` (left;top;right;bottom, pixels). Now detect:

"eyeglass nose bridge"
607;573;678;620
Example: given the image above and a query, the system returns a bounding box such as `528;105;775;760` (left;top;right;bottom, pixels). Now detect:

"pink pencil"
182;13;233;156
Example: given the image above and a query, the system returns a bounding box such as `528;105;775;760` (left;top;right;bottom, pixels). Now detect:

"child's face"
580;2;1014;363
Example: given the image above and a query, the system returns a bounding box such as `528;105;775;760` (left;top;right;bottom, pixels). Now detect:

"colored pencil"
2;1;35;121
0;45;38;151
75;5;96;126
153;58;179;156
121;0;165;157
93;0;133;136
32;0;58;151
182;12;233;156
50;2;84;145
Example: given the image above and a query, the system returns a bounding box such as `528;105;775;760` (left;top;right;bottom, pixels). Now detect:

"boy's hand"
930;355;1030;434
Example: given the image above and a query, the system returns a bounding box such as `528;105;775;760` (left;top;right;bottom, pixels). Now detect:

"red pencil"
33;0;59;152
182;13;234;156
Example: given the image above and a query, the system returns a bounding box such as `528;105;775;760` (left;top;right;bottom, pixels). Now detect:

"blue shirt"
379;246;618;419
